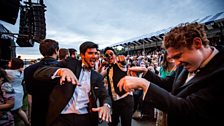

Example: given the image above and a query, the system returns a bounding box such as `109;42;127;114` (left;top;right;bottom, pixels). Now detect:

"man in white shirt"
34;41;112;126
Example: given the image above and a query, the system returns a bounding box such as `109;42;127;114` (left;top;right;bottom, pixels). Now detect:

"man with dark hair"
58;48;69;61
24;39;60;126
103;47;116;55
117;22;224;126
102;47;134;126
34;41;112;126
68;48;77;59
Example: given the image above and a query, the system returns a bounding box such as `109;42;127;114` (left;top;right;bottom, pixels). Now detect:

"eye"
105;53;113;57
172;53;182;60
105;54;109;57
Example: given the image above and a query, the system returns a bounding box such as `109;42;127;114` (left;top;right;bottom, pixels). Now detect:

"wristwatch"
104;103;111;109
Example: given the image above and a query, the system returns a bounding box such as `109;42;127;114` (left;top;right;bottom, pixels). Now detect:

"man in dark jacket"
102;47;134;126
24;39;60;126
117;22;224;126
34;41;112;126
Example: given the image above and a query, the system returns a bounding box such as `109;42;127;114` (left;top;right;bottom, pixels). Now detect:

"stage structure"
110;11;224;55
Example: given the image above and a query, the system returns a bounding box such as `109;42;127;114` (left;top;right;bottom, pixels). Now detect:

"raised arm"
33;66;78;85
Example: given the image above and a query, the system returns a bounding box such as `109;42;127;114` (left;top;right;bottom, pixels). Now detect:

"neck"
49;54;57;59
200;47;213;67
82;59;92;70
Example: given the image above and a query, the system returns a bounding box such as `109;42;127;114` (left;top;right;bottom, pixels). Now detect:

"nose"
90;52;96;57
174;60;181;66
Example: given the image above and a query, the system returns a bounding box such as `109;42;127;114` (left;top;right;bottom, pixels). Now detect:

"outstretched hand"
128;66;148;73
92;105;112;123
127;66;148;76
57;68;79;85
117;76;150;92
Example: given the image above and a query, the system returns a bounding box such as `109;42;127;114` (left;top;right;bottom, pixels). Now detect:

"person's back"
24;39;59;126
6;58;24;111
5;69;23;110
24;58;59;126
5;58;31;126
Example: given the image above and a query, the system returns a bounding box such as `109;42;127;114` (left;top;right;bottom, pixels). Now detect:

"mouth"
183;63;195;72
89;59;96;65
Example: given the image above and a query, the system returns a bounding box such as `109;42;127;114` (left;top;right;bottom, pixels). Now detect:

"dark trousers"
50;113;92;126
109;95;134;126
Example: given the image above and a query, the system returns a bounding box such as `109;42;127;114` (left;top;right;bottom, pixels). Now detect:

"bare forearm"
0;99;14;110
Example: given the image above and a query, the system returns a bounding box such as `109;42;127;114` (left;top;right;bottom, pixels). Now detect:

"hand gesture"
117;76;149;92
116;55;126;65
92;104;112;123
57;68;79;85
128;66;148;76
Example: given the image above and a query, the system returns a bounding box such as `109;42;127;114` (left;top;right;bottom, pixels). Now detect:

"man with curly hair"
117;22;224;126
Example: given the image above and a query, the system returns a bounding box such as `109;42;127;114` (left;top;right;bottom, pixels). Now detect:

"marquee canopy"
111;11;224;48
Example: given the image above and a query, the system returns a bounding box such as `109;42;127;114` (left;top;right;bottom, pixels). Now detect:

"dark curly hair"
163;22;209;49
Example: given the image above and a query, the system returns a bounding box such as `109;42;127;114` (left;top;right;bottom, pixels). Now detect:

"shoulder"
210;50;224;68
62;58;81;67
5;69;13;73
91;70;103;79
1;82;14;94
25;62;43;71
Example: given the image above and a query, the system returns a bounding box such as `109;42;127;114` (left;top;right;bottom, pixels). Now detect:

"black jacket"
34;58;111;126
143;48;224;126
24;57;59;126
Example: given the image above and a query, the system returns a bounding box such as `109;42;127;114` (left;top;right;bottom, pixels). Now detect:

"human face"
167;46;203;73
8;60;12;68
81;48;98;69
96;51;100;60
105;50;116;65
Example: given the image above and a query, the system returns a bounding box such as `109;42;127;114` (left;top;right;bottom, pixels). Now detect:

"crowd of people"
0;22;224;126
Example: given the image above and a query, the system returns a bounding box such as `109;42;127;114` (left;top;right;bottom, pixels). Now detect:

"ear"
54;49;59;56
193;37;202;49
80;53;84;59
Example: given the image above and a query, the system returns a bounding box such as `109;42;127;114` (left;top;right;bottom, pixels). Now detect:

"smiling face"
81;48;98;69
163;23;211;73
105;50;116;65
167;46;203;73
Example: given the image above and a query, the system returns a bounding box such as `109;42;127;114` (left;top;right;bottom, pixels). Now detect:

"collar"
81;63;91;71
200;46;219;69
41;57;57;62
